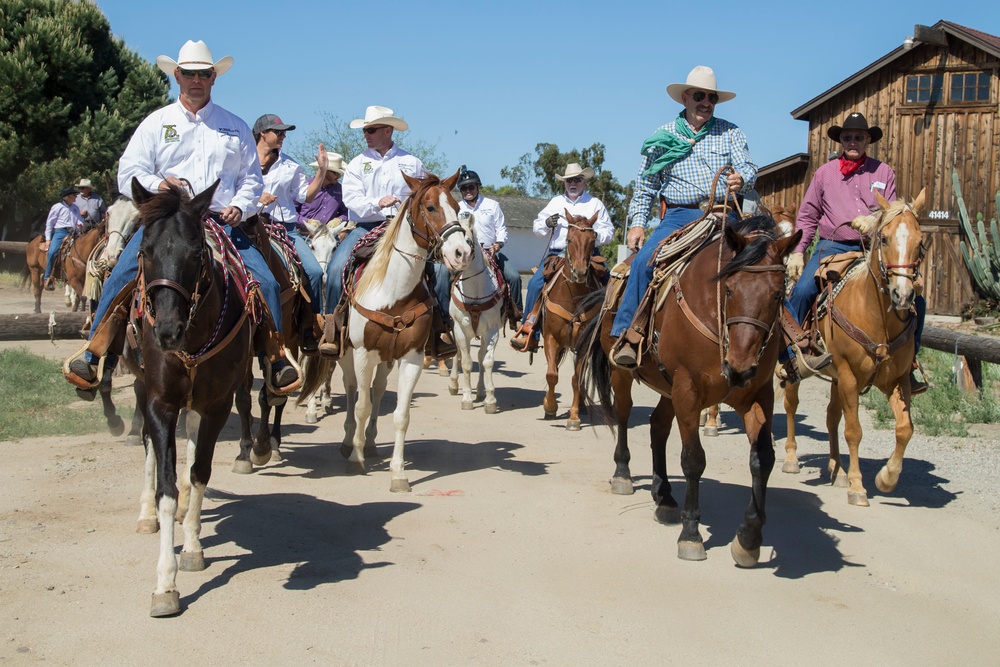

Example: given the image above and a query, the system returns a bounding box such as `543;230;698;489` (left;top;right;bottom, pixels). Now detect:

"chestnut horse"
123;180;257;616
299;171;473;492
540;209;602;430
782;190;925;506
578;213;800;565
23;223;104;314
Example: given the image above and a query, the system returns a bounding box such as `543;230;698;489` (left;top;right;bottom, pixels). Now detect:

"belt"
664;202;702;210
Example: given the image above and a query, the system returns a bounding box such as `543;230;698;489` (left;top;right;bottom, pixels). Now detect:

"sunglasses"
690;91;719;104
459;184;478;191
268;129;286;137
840;133;868;142
565;177;584;184
179;68;214;80
363;126;386;135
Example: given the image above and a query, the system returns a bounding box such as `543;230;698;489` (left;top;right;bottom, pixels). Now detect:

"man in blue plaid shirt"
611;65;758;368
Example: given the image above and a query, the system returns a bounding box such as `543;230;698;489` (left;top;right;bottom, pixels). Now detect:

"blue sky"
93;0;998;191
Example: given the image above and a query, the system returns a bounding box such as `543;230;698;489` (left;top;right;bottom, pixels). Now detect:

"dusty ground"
1;284;999;666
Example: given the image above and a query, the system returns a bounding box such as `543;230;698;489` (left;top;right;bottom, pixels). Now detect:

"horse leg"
835;377;870;505
456;330;475;409
702;404;720;437
339;354;359;459
609;370;635;495
125;403;145;447
232;372;259;473
649;397;680;524
875;384;914;493
346;351;377;475
731;396;776;568
481;327;499;414
65;284;73;308
176;416;194;525
674;384;708;560
135;382;158;534
448;343;461;396
254;385;278;464
98;366;125;436
826;381;849;490
305;388;320;424
148;403;182;617
270;401;285;453
543;340;560;418
567;362;583;431
179;409;227;576
365;363;389;460
388;355;423;492
782;380;802;473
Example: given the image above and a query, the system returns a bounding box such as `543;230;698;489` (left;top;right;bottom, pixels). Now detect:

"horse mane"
851;198;909;235
136;184;190;226
356;174;443;297
716;213;780;278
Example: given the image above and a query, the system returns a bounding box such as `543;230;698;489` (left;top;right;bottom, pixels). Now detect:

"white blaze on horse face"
893;222;912;299
437;191;472;272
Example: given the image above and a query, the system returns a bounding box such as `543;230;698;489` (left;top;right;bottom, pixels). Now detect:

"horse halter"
872;216;925;290
565;222;596;283
404;185;471;263
138;240;212;332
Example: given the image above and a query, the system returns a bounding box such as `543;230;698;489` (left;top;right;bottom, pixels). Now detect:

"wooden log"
0;312;89;340
0;241;30;254
920;325;1000;364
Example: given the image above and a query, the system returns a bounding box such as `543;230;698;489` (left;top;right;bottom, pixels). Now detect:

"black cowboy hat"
60;185;79;198
828;112;883;143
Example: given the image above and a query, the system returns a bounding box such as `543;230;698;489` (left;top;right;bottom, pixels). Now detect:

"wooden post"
0;313;89;340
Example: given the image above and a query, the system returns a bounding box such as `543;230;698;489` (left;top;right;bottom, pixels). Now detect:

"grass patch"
861;348;1000;436
0;269;26;288
0;347;113;440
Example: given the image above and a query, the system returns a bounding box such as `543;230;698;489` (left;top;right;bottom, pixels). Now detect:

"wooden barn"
755;19;1000;316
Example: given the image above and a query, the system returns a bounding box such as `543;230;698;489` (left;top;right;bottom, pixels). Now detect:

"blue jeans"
323;223;377;314
44;228;71;281
610;207;709;338
494;251;523;312
521;249;606;341
85;221;283;366
284;225;323;314
429;261;452;325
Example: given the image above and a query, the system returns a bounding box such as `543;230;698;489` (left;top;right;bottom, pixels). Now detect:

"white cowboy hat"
666;65;736;104
349;105;409;131
156;40;233;76
310;151;346;175
75;178;93;188
556;163;595;181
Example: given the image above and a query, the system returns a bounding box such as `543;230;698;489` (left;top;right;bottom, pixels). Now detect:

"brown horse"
782;190;925;506
23;223;104;314
540;209;602;430
578;212;800;565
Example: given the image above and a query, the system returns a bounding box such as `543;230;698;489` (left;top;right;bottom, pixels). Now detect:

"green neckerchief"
641;114;715;176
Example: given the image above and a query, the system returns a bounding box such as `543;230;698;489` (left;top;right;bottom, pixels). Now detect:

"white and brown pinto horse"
782;190;925;506
447;211;505;413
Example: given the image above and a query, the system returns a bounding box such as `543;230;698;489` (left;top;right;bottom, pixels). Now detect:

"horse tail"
297;355;335;406
574;287;615;427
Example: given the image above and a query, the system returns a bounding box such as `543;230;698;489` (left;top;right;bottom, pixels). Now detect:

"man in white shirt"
74;178;107;228
319;105;429;357
253;113;328;351
510;163;614;352
67;39;297;394
42;185;85;289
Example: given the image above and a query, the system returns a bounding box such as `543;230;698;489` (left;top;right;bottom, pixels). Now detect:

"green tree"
0;0;170;236
291;111;449;177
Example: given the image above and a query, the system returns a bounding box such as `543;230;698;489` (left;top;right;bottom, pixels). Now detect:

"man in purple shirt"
782;112;926;392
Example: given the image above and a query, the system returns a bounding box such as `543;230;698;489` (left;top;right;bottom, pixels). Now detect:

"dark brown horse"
540;209;602;430
578;213;800;565
23;223;105;314
123;179;257;616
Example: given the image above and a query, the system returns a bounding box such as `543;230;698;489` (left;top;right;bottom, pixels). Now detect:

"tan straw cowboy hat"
75;178;93;188
156;40;233;76
311;151;347;175
666;65;736;104
556;163;595;181
349;105;409;131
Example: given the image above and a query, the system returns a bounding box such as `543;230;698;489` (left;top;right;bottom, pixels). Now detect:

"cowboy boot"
318;313;339;358
64;280;136;392
610;287;656;369
511;298;544;352
429;306;456;360
45;276;56;291
779;305;820;354
910;360;929;395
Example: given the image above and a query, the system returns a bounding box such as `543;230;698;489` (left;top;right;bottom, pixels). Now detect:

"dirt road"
1;284;998;665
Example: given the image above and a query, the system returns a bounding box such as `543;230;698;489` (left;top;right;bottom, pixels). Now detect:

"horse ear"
131;177;154;204
402;171;421;192
442;169;461;192
911;188;927;215
875;190;890;211
588;211;598;225
724;225;747;253
775;230;802;258
191;179;220;218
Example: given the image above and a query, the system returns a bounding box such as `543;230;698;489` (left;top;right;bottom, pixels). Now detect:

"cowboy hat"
556;163;595;181
75;178;93;188
349;105;409;131
828;112;883;143
666;65;736;104
311;151;347;176
156;40;233;76
60;185;79;198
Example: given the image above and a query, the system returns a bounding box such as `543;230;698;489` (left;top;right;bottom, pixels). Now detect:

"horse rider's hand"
726;172;744;193
787;252;804;281
259;193;277;207
488;243;502;256
158;176;187;192
379;195;400;209
316;142;328;171
545;213;560;229
219;206;242;226
626;226;645;253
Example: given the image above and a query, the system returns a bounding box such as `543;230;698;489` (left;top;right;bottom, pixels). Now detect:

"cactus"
955;170;1000;300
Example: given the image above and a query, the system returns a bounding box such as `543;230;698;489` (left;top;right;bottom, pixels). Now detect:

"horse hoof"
484;403;498;415
346;460;366;476
702;426;718;437
179;550;205;572
654;505;681;525
305;413;318;424
543;409;557;419
875;468;897;493
136;518;159;534
677;540;708;561
390;478;411;493
833;473;849;488
848;490;870;507
250;450;272;466
449;386;459;396
363;446;378;460
125;434;143;447
232;460;253;475
610;477;634;495
340;443;352;459
730;538;760;568
438;364;449;377
782;460;800;474
150;591;181;617
566;419;581;431
107;416;125;437
461;401;474;410
267;447;282;463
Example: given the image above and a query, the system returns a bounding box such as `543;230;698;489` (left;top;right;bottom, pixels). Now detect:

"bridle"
866;208;925;299
718;259;787;368
398;184;471;264
564;222;596;284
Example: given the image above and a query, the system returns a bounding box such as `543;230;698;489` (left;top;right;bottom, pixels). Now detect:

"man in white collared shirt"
510;163;614;352
74;179;107;228
319;105;428;357
42;185;85;289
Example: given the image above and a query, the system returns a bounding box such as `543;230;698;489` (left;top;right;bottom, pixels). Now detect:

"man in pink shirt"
782;112;926;392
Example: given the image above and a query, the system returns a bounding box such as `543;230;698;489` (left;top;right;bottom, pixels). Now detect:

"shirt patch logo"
363;161;373;174
162;125;179;143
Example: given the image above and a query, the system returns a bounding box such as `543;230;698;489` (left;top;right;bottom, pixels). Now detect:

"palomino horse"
541;209;602;430
447;211;505;413
301;171;473;492
23;223;104;314
782;190;925;506
578;213;800;564
122;180;256;617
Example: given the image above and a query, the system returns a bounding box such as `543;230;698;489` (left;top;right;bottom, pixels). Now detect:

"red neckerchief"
839;154;866;176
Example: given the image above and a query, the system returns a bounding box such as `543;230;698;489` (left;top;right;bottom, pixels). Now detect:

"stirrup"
63;343;103;391
262;354;302;398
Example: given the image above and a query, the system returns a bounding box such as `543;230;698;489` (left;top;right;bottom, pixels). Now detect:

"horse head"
402;170;473;272
132;177;217;352
564;209;598;284
104;196;140;267
771;203;797;239
303;218;340;273
853;188;925;311
717;219;801;387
